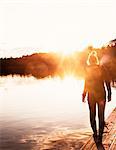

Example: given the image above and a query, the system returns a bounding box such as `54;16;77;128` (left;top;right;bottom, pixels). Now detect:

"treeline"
0;40;116;80
0;53;61;78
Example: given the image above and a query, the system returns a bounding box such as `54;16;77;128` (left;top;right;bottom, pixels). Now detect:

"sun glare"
0;0;116;57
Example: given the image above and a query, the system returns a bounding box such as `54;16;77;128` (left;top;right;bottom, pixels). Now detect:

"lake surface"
0;76;115;150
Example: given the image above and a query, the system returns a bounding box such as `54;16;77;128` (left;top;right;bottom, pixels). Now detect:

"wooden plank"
103;121;116;150
80;108;116;150
109;123;116;150
109;137;116;150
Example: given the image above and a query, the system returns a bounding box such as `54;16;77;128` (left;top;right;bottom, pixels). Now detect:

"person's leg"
98;100;106;142
88;98;97;136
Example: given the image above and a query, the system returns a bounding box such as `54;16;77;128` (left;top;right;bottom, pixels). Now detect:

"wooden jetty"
81;108;116;150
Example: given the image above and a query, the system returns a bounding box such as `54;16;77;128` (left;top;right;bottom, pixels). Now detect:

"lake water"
0;76;115;150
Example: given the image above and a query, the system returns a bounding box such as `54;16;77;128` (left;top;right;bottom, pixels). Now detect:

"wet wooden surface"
81;108;116;150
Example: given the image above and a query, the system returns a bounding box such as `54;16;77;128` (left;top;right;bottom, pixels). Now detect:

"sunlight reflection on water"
0;76;85;120
0;75;115;125
0;76;115;149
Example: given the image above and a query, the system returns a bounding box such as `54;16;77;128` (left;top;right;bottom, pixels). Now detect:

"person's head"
87;51;99;65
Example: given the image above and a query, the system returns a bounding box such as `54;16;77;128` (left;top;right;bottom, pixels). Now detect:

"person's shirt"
83;64;111;100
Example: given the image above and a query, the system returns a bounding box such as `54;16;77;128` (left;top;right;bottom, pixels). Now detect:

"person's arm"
82;80;87;103
101;65;112;102
105;81;111;102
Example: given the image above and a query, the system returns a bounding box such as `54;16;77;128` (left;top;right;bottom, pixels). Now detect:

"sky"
0;0;116;57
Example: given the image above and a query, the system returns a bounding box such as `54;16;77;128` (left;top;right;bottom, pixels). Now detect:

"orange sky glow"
0;0;116;57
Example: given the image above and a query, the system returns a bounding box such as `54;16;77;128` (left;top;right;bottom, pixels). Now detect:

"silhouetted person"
82;51;111;143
